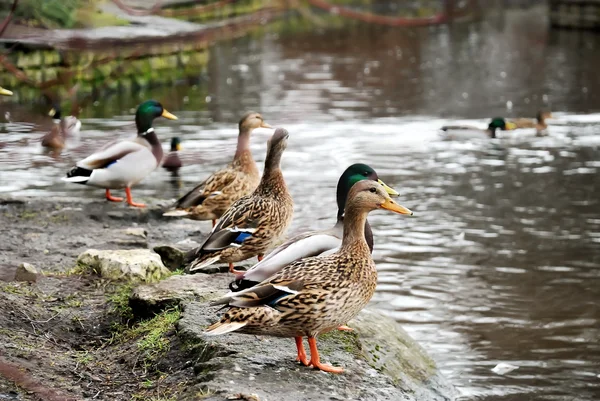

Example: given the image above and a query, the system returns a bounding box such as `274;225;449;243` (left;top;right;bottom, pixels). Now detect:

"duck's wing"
196;195;259;251
77;140;146;170
236;230;342;285
171;166;237;208
213;279;305;308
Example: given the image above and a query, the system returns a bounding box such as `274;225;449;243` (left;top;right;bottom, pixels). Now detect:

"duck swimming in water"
440;117;517;140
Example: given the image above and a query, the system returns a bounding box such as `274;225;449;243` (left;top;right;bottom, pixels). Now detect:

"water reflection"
1;4;600;401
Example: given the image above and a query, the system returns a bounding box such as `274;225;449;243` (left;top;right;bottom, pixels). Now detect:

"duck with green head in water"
440;117;517;140
62;100;178;207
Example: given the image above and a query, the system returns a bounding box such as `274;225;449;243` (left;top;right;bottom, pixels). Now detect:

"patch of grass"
19;210;38;219
169;268;185;277
107;283;134;322
133;308;181;365
74;350;93;366
0;283;36;297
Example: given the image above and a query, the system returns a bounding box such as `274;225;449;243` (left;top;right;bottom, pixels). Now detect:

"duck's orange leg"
229;263;246;274
105;189;123;202
125;187;146;208
295;337;309;366
307;337;343;373
337;325;353;332
257;254;264;262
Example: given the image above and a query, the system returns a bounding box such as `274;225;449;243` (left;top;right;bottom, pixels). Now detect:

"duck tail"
162;209;190;217
62;166;92;184
204;319;247;336
186;254;221;273
228;278;260;293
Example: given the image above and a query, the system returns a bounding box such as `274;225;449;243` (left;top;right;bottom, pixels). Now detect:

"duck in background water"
186;128;293;274
162;137;183;175
508;110;552;136
163;112;271;227
62;100;177;207
204;180;413;373
41;104;82;151
440;117;517;140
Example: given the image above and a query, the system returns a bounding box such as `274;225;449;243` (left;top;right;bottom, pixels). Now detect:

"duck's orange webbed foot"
125;187;146;208
229;263;245;274
295;337;310;366
337;325;353;332
105;189;123;202
308;337;344;373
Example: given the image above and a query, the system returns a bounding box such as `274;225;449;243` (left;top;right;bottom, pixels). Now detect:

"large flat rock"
131;274;456;401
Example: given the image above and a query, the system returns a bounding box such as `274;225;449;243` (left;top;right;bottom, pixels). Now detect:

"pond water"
1;4;599;401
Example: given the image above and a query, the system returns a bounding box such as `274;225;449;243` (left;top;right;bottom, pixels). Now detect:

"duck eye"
369;187;377;193
363;171;369;176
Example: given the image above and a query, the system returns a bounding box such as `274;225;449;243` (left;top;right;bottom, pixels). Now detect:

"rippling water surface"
1;5;599;401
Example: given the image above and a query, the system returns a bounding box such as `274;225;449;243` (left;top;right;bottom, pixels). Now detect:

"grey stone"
124;227;147;239
76;249;170;283
130;273;456;401
14;263;38;283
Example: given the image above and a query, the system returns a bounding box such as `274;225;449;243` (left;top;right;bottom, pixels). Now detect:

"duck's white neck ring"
143;128;155;136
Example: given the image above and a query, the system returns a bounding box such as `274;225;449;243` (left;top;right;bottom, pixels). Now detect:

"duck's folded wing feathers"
241;232;342;283
173;168;236;208
78;141;145;169
212;279;305;308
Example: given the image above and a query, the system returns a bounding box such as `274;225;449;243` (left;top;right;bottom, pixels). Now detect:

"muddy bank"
0;197;455;400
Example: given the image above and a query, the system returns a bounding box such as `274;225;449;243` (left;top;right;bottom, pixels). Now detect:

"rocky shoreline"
0;197;456;400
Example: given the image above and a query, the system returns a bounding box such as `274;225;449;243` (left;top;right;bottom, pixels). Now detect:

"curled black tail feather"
228;279;260;292
66;166;92;178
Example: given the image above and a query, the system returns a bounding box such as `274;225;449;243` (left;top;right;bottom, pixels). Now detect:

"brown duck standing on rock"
205;180;413;373
186;128;293;274
41;104;82;151
162;137;183;174
62;100;177;207
163;112;270;227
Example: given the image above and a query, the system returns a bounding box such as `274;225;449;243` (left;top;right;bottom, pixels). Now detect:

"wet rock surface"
0;197;456;401
132;274;456;401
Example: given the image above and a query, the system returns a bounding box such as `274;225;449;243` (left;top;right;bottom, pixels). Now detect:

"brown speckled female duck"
508;110;552;134
163;112;270;226
204;180;413;373
186;128;293;274
41;105;81;151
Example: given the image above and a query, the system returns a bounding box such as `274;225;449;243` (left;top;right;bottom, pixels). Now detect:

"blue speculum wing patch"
104;160;117;168
234;232;252;244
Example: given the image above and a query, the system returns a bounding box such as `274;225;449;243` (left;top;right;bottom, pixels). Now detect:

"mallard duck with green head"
0;87;13;96
205;180;413;373
41;104;82;151
186;128;293;274
62;100;177;207
163;112;270;227
162;137;183;174
440;117;517;140
229;163;400;292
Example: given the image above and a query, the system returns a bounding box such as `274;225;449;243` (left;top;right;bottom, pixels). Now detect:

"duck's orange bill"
380;199;413;215
162;109;178;120
261;121;272;128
